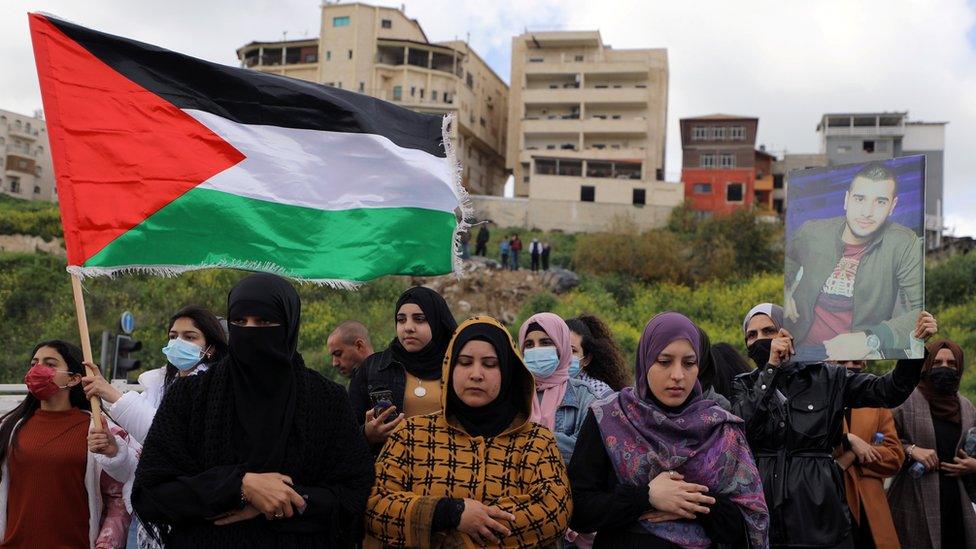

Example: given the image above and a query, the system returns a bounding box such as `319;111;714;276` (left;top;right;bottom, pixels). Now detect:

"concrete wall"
471;194;676;233
0;234;65;255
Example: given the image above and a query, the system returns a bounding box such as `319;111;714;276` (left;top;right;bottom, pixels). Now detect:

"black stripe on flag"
44;15;446;158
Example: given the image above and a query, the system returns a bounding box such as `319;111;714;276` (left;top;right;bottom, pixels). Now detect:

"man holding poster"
784;157;925;361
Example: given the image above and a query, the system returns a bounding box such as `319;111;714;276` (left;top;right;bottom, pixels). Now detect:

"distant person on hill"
499;235;510;269
511;235;523;270
530;238;542;272
475;224;490;256
460;230;471;259
542;242;551;271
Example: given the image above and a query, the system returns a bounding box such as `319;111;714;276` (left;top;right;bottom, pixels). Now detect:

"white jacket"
96;365;208;514
0;413;106;548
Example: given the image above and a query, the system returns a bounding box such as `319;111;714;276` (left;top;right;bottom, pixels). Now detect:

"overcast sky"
3;0;974;236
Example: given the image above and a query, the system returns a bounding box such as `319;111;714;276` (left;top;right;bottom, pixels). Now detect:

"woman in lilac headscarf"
568;312;769;548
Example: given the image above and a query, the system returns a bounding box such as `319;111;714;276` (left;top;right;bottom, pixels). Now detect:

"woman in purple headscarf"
568;312;769;548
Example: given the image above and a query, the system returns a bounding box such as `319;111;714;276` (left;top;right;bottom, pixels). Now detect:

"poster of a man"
784;156;925;362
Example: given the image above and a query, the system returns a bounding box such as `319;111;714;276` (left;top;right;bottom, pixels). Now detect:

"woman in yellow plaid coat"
366;316;572;548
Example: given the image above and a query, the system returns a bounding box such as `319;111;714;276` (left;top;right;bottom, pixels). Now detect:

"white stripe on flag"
186;109;459;213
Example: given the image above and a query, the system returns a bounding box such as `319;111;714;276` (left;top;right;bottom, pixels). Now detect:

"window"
432;90;438;101
632;188;646;206
466;72;474;89
18;159;27;169
419;88;424;99
863;140;875;153
528;56;544;63
700;154;716;168
359;82;365;92
655;168;664;180
574;55;584;61
535;159;557;175
444;92;451;104
348;50;353;59
333;16;350;27
693;183;712;194
410;86;416;97
580;185;595;202
692;126;708;140
726;183;744;202
326;51;331;61
587;161;613;178
731;126;745;140
720;154;736;168
713;127;727;140
305;53;317;63
479;117;486;127
33;185;41;194
557;160;582;176
773;174;784;189
9;177;20;194
392;86;402;100
381;19;392;29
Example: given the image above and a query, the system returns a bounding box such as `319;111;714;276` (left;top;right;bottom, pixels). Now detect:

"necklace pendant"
414;385;428;398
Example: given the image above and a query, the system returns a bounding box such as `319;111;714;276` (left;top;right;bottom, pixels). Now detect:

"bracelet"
906;444;916;459
239;488;249;510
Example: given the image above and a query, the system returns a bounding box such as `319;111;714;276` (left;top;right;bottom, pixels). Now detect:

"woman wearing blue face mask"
83;305;228;548
518;313;599;466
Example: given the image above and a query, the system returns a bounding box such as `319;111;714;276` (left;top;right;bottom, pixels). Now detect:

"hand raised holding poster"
783;156;926;361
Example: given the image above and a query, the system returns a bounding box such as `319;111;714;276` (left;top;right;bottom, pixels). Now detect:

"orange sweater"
2;409;90;548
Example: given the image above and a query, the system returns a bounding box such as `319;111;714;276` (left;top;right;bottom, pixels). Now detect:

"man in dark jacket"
784;162;923;362
733;303;938;548
475;224;490;256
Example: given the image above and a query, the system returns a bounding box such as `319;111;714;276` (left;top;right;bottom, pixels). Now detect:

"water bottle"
909;461;926;479
872;432;885;445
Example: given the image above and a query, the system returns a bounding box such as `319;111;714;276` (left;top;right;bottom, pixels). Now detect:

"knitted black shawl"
132;360;374;548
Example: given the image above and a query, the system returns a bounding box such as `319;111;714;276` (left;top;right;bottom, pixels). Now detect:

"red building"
680;114;759;216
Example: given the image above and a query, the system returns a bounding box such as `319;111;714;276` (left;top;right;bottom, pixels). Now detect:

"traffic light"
112;334;142;380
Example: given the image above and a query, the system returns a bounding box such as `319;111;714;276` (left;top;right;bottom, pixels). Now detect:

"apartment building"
0;109;55;202
680;114;759;216
236;2;508;195
506;30;673;209
817;112;946;249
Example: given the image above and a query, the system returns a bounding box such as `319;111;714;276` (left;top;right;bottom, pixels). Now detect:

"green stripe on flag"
84;187;457;281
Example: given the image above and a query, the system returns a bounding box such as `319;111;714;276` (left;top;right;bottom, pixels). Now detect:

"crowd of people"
1;273;973;548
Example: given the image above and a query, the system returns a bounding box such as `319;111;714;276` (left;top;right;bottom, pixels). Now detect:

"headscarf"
518;312;572;429
444;318;530;438
592;312;769;548
919;339;965;423
226;273;301;470
741;303;784;341
389;286;457;381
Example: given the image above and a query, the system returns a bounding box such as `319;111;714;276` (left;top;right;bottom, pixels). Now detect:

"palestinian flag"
28;13;467;286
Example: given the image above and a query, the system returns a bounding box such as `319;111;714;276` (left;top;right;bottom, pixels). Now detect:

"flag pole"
70;274;104;430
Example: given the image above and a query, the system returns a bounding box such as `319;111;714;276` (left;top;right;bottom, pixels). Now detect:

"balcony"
8;126;38;141
5;153;36;175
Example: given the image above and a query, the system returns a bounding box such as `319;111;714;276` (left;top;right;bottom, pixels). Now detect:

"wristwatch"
864;330;881;353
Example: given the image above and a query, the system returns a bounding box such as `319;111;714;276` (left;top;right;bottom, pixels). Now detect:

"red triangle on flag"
29;14;245;266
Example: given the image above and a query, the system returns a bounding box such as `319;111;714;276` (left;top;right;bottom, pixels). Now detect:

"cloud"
2;0;973;236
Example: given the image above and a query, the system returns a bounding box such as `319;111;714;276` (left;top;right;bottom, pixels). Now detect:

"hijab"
225;273;301;470
518;313;572;429
741;303;784;340
592;311;769;547
919;339;965;423
389;286;457;380
445;319;526;438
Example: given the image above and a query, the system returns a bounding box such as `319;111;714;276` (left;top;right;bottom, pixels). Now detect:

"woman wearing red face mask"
0;340;130;548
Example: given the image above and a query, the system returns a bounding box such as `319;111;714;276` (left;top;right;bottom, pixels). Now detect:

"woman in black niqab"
133;273;374;549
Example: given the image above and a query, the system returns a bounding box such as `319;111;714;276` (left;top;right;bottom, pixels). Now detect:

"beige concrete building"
507;31;672;212
0;109;55;202
236;2;508;195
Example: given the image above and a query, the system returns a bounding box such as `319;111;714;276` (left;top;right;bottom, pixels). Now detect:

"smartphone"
369;389;394;422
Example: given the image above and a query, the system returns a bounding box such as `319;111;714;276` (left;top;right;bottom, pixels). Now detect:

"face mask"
24;365;70;400
927;369;960;395
847;368;863;374
523;346;560;379
162;338;205;371
747;338;773;367
569;356;582;378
